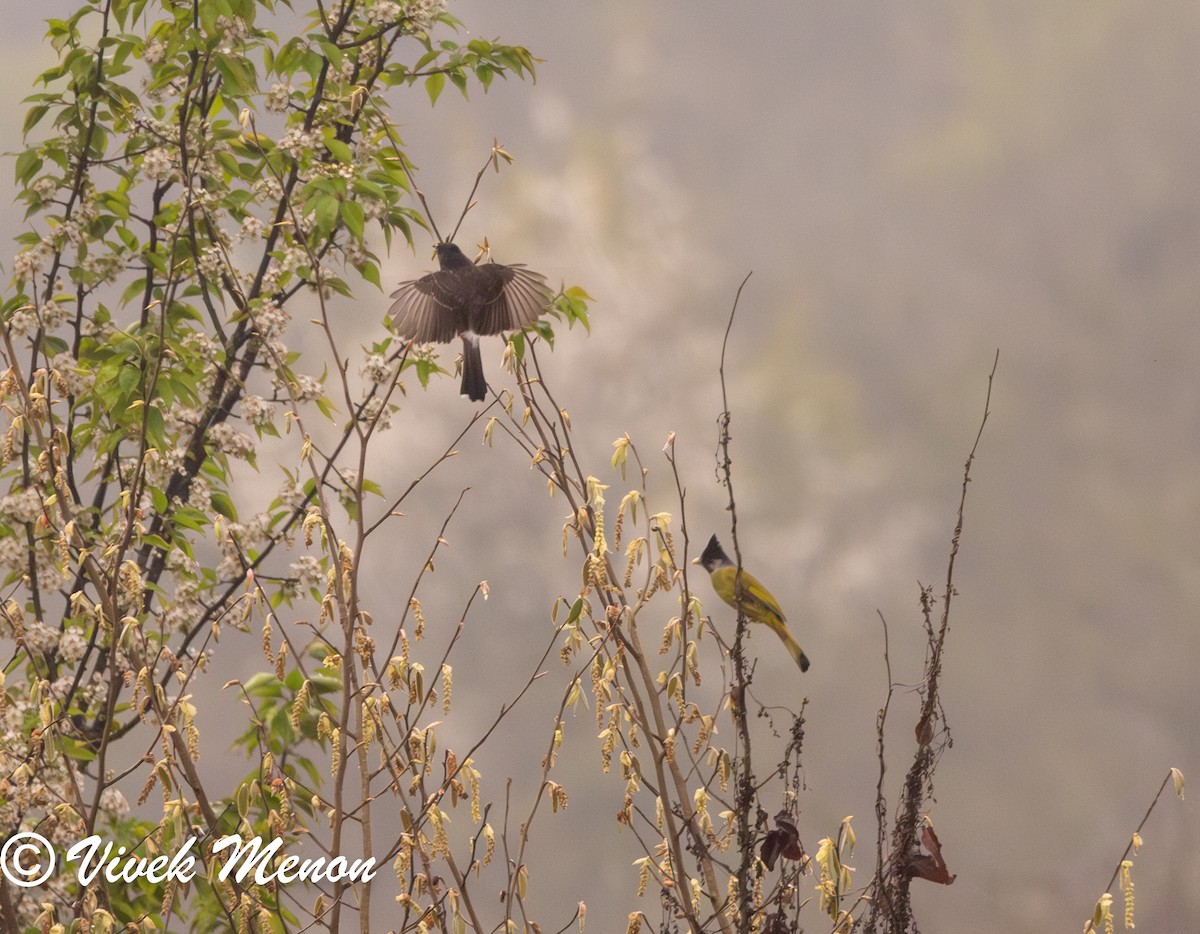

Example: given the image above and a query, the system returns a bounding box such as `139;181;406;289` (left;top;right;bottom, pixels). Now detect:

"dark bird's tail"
460;332;487;401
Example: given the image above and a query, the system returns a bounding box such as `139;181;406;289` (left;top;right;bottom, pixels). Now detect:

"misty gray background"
3;2;1198;931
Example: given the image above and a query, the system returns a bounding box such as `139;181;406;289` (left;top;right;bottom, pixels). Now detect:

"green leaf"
340;200;364;240
324;137;354;163
56;736;98;762
314;193;339;234
425;71;445;105
211;491;238;521
117;362;141;393
23;104;51;136
214;55;258;97
358;260;381;290
14;150;43;185
145;404;166;448
508;331;526;360
315;38;343;70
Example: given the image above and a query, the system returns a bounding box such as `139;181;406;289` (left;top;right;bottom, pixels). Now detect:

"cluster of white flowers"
360;197;386;223
79;252;126;286
278;479;306;509
52;220;83;250
57;629;88;664
360;395;392;431
182;330;221;362
366;0;402;24
75;189;99;227
139;442;186;489
33;550;66;592
0;537;27;574
334;468;360;512
240;394;276;429
354;134;378;161
276;372;323;403
0;486;44;525
5;309;34;338
264;340;289;370
309;270;336;300
214;15;249;49
214;513;275;581
185;473;212;509
277;244;309;277
35;301;68;330
99;786;130;820
21;619;60;656
239;214;265;241
143;147;175;181
159;551;207;625
142;37;166;64
267;82;292;114
50;353;93;396
48;673;108;720
401;0;446;31
278;127;318;160
250;298;290;339
290;555;326;591
257;260;283;296
166;547;201;580
208;423;256;460
31;177;57;202
12;243;50;282
197;245;225;281
167;406;202;434
254;174;284;201
360;353;394;385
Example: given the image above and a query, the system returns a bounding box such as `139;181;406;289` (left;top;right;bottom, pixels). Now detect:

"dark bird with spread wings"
388;242;554;401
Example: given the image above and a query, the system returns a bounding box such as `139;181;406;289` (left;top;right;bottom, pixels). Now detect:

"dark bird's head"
435;242;472;269
694;534;733;574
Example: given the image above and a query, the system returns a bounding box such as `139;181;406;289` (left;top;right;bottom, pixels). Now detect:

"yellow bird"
693;534;810;672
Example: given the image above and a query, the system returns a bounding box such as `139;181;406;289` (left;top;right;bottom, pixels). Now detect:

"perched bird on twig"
693;534;810;672
388;242;554;401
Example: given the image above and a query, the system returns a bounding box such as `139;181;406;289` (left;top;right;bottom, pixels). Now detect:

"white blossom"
142;147;174;181
208;423;256;459
250;299;289;339
6;309;33;338
0;487;43;524
290;555;325;590
267;82;292;114
57;630;87;664
360;353;394;384
142;38;166;64
22;620;60;655
361;396;392;431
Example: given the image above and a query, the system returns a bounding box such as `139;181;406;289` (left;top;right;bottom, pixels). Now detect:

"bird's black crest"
699;534;731;570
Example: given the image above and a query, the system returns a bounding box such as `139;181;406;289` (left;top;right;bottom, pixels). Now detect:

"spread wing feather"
473;264;554;335
388;271;466;343
389;260;553;343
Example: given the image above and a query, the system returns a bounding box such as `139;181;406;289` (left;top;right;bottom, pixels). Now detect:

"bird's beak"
429;245;438;260
690;556;701;566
